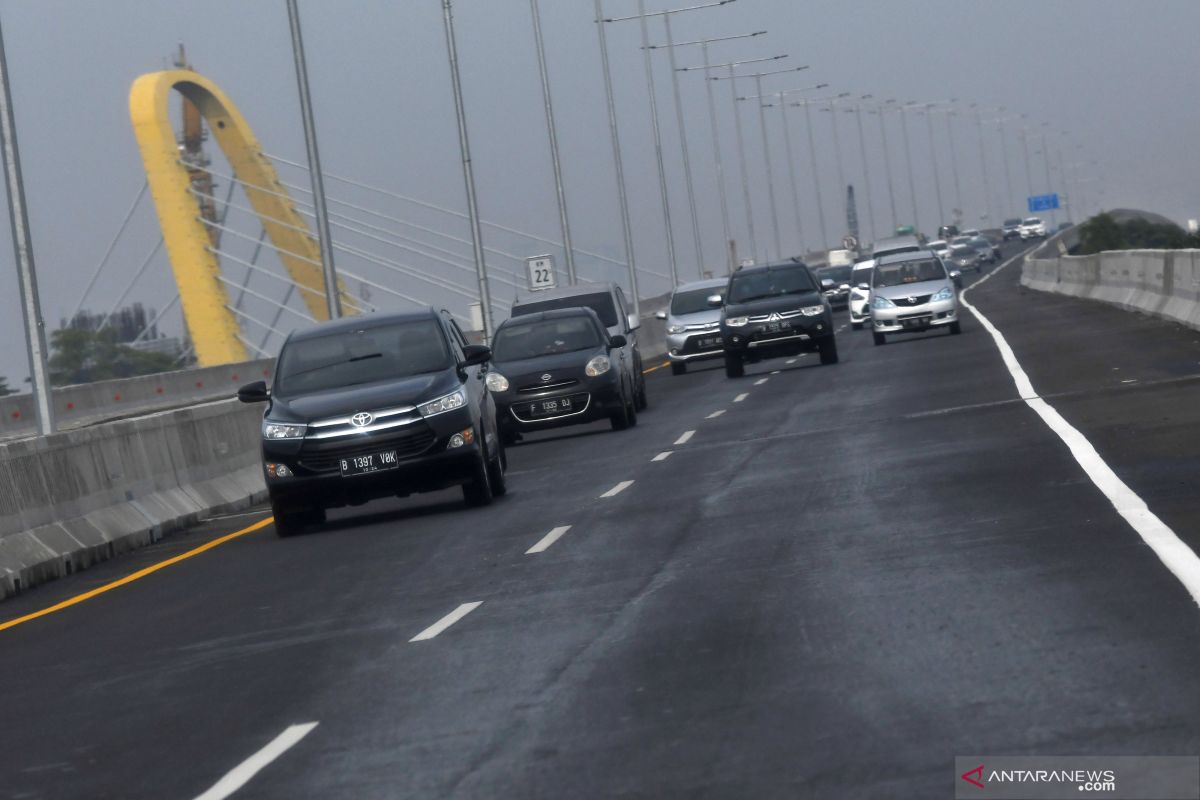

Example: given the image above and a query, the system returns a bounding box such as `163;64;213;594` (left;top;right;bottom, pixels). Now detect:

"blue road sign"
1027;193;1060;213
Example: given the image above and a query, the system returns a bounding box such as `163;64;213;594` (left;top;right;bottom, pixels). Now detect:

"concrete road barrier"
0;398;267;601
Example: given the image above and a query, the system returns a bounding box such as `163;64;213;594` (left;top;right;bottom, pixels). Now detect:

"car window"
492;316;604;361
1024;217;1041;224
873;244;920;259
671;287;718;315
514;292;618;328
275;319;450;396
727;267;816;303
817;266;853;283
852;266;873;285
873;258;948;288
951;246;975;256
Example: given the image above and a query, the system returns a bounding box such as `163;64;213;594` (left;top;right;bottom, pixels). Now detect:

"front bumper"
495;374;624;434
849;295;870;322
871;298;958;333
722;315;833;360
667;329;724;363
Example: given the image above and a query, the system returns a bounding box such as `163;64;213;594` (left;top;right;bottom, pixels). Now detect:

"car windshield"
1024;217;1042;225
951;246;975;257
671;287;718;316
514;292;617;328
874;258;947;288
275;319;450;396
852;266;873;285
817;266;852;284
727;266;817;303
971;237;991;246
492;316;602;361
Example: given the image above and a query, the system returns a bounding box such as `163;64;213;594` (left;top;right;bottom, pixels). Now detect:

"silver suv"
656;277;728;375
869;251;961;345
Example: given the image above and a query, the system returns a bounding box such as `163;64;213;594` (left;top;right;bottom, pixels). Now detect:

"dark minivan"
238;308;506;536
488;307;637;441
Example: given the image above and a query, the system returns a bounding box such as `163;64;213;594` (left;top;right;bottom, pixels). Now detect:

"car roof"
673;277;728;293
875;249;937;266
287;307;440;341
496;306;604;328
733;260;810;277
513;281;618;304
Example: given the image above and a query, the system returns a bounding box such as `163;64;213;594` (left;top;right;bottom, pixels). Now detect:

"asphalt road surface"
2;239;1198;799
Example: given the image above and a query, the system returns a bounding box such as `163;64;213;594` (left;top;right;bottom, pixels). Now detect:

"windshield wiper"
348;352;382;363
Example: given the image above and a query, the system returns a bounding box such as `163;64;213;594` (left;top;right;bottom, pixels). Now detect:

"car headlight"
585;355;611;377
800;305;825;316
872;295;896;309
725;316;748;327
667;324;688;335
932;287;954;302
417;388;466;417
485;372;509;392
263;422;306;440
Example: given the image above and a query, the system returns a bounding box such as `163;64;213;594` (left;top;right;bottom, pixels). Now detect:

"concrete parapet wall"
0;398;267;601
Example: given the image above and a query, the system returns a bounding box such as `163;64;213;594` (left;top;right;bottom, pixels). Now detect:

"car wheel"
500;427;519;447
272;504;307;538
819;336;839;365
851;321;863;331
487;436;507;497
627;392;638;427
873;332;886;346
671;361;687;376
462;441;494;508
724;353;744;378
949;320;962;335
610;385;632;431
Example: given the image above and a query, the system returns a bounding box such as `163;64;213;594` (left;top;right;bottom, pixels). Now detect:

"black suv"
487;307;637;441
237;308;506;537
713;262;839;378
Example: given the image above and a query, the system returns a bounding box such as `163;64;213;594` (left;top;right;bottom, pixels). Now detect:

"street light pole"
852;96;877;243
286;0;341;320
826;94;850;224
0;10;53;434
995;114;1016;218
800;98;829;249
661;12;705;276
754;73;782;260
529;0;576;284
592;0;640;313
875;100;899;231
440;0;493;339
942;106;963;225
1019;117;1035;209
897;104;921;234
637;0;678;286
971;104;994;226
918;103;945;227
1040;124;1056;229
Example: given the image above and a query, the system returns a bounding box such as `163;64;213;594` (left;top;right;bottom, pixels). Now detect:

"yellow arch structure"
129;68;354;366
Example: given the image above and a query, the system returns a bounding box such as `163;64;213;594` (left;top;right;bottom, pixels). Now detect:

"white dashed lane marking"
706;409;726;419
409;602;483;642
754;378;769;386
193;723;319;800
652;451;673;462
674;430;695;445
734;393;749;402
526;526;572;555
600;480;635;498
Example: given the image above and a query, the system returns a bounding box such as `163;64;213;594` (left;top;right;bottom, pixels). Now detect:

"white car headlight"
800;305;825;316
872;295;896;309
485;372;509;392
585;355;611;377
931;287;954;302
263;422;306;440
418;389;466;417
666;324;686;334
725;316;748;327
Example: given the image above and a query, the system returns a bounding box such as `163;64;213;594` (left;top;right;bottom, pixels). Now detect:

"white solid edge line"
652;451;673;462
961;251;1200;607
706;409;726;419
786;359;797;364
409;601;484;642
674;430;695;445
734;393;748;402
754;377;769;386
194;722;319;800
526;525;572;554
600;480;635;498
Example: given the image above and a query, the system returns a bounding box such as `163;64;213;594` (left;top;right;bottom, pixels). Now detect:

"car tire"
610;386;632;431
671;361;687;376
635;375;648;411
487;436;507;497
627;392;639;428
873;332;886;346
818;337;839;365
462;441;494;508
272;505;305;538
724;354;744;378
851;321;863;331
949;320;962;335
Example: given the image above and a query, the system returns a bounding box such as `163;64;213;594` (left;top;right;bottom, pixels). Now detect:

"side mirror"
237;380;269;403
820;278;835;291
626;312;640;332
706;293;723;308
839;283;850;290
949;270;962;279
609;334;628;349
654;310;668;321
461;344;491;367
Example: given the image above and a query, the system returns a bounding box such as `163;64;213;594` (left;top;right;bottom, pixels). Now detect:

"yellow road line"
0;516;274;633
642;360;670;375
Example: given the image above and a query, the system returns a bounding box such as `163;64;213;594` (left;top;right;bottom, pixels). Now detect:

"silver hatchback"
656;277;729;375
869;251;961;346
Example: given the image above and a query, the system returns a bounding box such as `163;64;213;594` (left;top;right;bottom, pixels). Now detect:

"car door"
614;286;642;384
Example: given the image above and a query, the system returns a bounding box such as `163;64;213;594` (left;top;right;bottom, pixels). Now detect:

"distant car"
1002;218;1023;240
947;244;981;273
716;261;838;377
489;307;639;439
967;235;1001;264
873;235;924;260
511;281;646;410
238;308;506;536
816;264;853;310
961;228;981;238
937;224;960;239
1019;217;1047;239
927;239;950;258
656;277;728;375
869;251;961;345
848;259;875;330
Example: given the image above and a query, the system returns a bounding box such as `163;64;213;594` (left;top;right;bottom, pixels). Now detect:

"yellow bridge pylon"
129;68;354;366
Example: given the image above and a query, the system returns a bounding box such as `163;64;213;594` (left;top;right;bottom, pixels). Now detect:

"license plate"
764;321;791;333
340;449;399;477
530;397;573;418
695;336;721;349
901;316;931;328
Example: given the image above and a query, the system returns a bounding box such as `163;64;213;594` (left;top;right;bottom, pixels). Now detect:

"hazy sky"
1;0;1198;386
